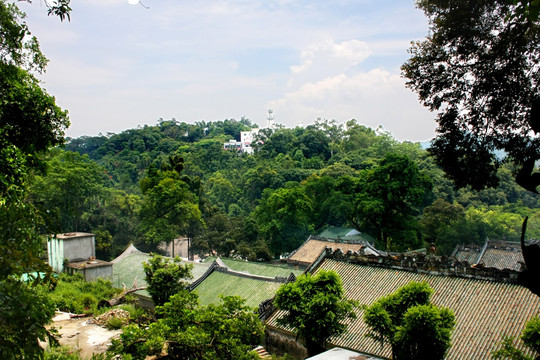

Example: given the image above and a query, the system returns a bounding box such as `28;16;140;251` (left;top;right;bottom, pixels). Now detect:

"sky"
20;0;437;142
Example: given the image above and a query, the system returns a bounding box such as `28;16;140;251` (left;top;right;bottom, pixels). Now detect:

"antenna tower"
266;109;275;129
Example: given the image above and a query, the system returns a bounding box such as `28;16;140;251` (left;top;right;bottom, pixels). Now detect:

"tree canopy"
143;254;193;307
351;153;432;251
139;156;203;258
273;270;358;357
49;116;540;260
403;0;540;192
363;281;455;360
0;1;70;357
110;292;264;360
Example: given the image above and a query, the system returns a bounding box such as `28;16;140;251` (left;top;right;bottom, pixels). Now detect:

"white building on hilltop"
223;128;260;154
223;109;274;154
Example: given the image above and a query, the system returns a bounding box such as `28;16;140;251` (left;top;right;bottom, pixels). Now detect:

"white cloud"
270;39;436;141
20;0;435;141
289;39;371;85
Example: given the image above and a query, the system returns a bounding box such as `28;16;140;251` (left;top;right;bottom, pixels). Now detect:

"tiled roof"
111;244;210;298
287;239;375;267
482;247;524;271
202;257;303;277
192;270;285;308
453;246;481;264
266;257;540;360
452;239;525;271
112;252;152;297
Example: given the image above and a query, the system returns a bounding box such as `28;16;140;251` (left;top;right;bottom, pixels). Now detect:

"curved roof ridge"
111;243;144;264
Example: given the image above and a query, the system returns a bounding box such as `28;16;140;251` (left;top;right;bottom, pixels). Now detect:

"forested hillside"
29;118;540;260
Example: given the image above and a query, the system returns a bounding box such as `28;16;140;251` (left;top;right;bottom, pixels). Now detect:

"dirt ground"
46;312;122;359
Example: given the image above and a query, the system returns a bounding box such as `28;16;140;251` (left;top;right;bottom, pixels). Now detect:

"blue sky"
20;0;436;141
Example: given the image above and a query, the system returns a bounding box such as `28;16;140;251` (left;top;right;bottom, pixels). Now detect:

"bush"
120;304;148;321
44;346;81;360
45;274;120;315
106;316;126;330
45;347;112;360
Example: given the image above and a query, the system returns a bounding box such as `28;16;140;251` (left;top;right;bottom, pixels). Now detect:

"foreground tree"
403;0;540;297
110;292;264;360
363;282;455;360
143;254;193;307
402;0;540;192
273;270;358;357
0;1;70;358
492;316;540;360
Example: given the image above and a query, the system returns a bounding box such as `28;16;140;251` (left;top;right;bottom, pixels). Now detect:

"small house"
47;232;112;281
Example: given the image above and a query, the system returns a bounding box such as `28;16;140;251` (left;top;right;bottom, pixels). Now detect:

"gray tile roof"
452;239;526;271
267;253;540;360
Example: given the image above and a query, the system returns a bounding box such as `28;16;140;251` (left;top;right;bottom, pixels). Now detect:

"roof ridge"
320;248;522;284
476;237;489;264
111;243;145;264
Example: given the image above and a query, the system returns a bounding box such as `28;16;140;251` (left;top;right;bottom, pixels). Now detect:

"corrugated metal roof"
193;271;282;308
266;258;540;360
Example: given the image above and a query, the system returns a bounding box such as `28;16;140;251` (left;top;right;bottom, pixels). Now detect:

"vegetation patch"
45;273;120;315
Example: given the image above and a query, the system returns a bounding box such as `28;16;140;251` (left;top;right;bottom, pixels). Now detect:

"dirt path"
48;312;122;359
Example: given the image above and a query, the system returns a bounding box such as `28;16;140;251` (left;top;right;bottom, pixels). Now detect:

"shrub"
44;346;81;360
120;304;147;321
106;316;125;330
45;274;120;315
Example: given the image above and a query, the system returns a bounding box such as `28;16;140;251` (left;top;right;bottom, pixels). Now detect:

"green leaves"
522;317;540;354
111;293;264;360
254;186;314;256
404;0;540;191
143;254;193;307
351;154;432;251
394;304;455;360
46;0;72;22
363;282;455;360
29;149;109;233
139;163;203;250
0;278;56;360
274;270;358;357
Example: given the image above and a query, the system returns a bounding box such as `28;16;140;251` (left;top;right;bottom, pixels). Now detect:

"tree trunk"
305;338;325;358
98;286;147;308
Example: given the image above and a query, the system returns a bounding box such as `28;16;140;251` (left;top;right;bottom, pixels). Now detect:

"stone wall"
265;326;307;359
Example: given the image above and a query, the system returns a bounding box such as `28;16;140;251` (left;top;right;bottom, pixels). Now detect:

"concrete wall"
69;264;112;282
48;234;96;273
48;237;65;273
63;235;95;262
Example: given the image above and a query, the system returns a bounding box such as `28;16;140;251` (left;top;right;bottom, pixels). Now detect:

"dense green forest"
28;118;540;260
